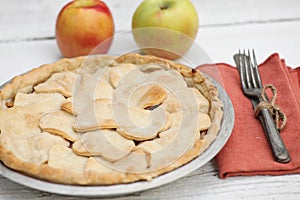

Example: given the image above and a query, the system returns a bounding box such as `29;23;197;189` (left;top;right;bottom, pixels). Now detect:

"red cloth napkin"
197;53;300;178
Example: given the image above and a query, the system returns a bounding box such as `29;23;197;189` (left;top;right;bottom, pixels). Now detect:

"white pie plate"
0;76;234;197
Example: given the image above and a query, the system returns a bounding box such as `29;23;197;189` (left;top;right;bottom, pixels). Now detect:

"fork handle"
258;108;291;163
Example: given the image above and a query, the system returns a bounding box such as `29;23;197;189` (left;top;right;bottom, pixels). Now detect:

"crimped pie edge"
0;54;223;185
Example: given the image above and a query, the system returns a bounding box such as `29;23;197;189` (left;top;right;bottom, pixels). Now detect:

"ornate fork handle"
256;98;290;163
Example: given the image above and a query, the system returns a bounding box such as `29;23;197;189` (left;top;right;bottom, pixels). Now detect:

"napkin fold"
197;53;300;178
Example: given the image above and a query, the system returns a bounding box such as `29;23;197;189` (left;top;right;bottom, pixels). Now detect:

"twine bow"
254;84;287;131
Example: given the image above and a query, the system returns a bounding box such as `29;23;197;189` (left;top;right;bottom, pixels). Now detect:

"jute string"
254;84;287;131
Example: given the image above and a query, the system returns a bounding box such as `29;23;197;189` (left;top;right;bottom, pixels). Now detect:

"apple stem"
159;3;169;10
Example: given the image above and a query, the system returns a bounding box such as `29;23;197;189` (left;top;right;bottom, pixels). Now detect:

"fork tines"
234;49;263;94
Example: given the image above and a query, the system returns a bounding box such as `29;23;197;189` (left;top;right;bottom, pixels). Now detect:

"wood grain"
0;161;299;200
0;0;300;199
1;0;300;41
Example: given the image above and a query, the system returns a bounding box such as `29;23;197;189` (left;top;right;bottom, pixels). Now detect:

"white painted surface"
0;0;300;199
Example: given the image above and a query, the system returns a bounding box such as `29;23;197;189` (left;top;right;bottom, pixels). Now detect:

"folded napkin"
197;53;300;178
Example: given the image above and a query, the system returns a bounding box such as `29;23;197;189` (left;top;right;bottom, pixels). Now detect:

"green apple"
56;0;114;58
132;0;199;60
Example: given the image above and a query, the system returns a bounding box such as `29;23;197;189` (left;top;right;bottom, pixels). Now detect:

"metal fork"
234;50;291;163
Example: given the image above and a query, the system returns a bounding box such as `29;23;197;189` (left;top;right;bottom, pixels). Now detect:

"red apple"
56;0;114;58
132;0;199;60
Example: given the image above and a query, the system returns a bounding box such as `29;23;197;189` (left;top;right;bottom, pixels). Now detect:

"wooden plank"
1;0;300;41
196;0;300;27
0;40;60;84
0;161;299;199
0;0;69;41
1;20;299;85
197;20;300;68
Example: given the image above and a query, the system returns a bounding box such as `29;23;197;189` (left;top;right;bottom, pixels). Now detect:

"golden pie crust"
0;54;223;185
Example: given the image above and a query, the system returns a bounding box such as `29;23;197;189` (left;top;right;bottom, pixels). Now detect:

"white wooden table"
1;0;300;199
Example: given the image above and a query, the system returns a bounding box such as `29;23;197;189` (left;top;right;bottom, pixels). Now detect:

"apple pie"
0;54;223;185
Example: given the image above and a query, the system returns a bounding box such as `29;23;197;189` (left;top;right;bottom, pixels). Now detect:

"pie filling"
0;54;223;185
